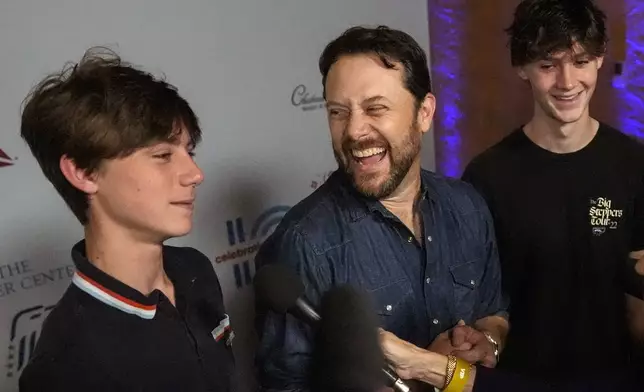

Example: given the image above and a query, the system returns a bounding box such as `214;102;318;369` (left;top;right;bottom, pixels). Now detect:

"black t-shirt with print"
462;123;644;382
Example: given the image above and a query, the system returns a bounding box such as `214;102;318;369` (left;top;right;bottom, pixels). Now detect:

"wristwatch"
482;332;500;364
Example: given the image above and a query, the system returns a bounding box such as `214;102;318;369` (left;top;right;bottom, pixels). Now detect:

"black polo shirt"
19;240;235;392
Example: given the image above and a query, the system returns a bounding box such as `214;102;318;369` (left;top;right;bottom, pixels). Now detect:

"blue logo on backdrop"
215;206;291;289
5;304;56;379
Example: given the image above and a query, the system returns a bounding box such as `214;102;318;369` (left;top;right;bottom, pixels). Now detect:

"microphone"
313;284;411;392
253;263;320;323
254;264;410;392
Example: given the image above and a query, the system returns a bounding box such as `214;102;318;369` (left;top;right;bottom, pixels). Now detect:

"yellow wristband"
442;358;471;392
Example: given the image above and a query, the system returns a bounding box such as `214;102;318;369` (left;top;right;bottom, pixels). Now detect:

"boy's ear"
59;155;99;194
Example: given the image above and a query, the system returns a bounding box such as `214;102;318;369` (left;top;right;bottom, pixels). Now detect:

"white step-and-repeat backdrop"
0;1;433;390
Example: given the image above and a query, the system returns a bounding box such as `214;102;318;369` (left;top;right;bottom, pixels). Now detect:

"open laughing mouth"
351;147;387;169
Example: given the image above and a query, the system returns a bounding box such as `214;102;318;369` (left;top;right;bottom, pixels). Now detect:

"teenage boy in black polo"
18;48;235;392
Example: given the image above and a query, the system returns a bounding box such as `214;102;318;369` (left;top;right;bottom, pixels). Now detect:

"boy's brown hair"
20;47;202;224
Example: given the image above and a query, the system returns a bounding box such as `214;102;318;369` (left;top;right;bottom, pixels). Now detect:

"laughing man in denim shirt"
255;25;509;392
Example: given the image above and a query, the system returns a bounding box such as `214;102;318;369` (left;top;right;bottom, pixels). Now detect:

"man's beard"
333;124;421;199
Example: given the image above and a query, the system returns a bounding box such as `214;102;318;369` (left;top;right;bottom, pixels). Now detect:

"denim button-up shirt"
255;169;507;391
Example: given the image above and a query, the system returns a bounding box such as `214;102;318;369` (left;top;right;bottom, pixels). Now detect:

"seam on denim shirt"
365;277;409;292
310;238;353;255
437;197;487;217
288;224;341;279
424;174;490;217
449;257;484;267
294;223;352;256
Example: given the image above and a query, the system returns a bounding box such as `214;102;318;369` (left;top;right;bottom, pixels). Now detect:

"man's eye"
367;106;387;114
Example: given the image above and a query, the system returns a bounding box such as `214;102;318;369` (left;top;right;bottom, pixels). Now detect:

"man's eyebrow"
326;95;391;107
363;95;390;104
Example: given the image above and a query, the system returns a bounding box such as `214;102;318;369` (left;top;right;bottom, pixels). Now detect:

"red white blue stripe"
72;271;157;319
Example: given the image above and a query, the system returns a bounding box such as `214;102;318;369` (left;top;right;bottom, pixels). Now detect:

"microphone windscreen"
312;284;386;392
253;263;305;314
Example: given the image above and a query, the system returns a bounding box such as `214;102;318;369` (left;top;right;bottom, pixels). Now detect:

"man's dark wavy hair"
319;25;432;107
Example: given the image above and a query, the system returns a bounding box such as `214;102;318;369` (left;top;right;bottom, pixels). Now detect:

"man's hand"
450;320;497;368
427;328;471;356
378;328;427;380
380;329;468;391
631;250;644;275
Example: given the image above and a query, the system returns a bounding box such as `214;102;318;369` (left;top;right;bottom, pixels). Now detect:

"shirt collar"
70;240;192;320
332;169;436;221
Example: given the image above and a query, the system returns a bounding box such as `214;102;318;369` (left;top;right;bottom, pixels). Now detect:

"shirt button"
427;236;432;242
432;319;439;325
470;280;476;286
386;304;393;311
425;277;431;284
407;236;413;243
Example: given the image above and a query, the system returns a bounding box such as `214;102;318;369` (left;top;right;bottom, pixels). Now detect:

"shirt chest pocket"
368;279;414;333
449;260;484;323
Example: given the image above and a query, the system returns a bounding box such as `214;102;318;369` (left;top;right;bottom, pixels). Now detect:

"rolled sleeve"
254;227;330;392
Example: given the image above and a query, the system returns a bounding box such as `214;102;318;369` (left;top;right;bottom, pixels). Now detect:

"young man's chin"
552;110;586;125
545;97;590;123
544;103;587;125
155;223;193;242
173;225;193;238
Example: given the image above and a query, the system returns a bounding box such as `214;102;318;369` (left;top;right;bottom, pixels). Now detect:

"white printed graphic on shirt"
589;197;623;236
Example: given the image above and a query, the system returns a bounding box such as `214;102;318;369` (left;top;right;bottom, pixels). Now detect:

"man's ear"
517;67;529;81
59;155;98;194
417;93;436;134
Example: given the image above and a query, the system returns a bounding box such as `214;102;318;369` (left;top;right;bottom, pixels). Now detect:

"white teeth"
555;92;580;100
352;147;385;158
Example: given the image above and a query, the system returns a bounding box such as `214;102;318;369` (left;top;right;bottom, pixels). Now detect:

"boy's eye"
154;152;172;160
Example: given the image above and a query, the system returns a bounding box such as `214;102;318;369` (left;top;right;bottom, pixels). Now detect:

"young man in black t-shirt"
462;0;644;385
18;48;235;391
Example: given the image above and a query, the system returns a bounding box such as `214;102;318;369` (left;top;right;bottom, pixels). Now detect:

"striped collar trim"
72;271;157;319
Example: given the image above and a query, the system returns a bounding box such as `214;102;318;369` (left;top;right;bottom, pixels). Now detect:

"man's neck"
380;161;423;237
380;161;422;212
524;108;599;154
84;223;171;299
